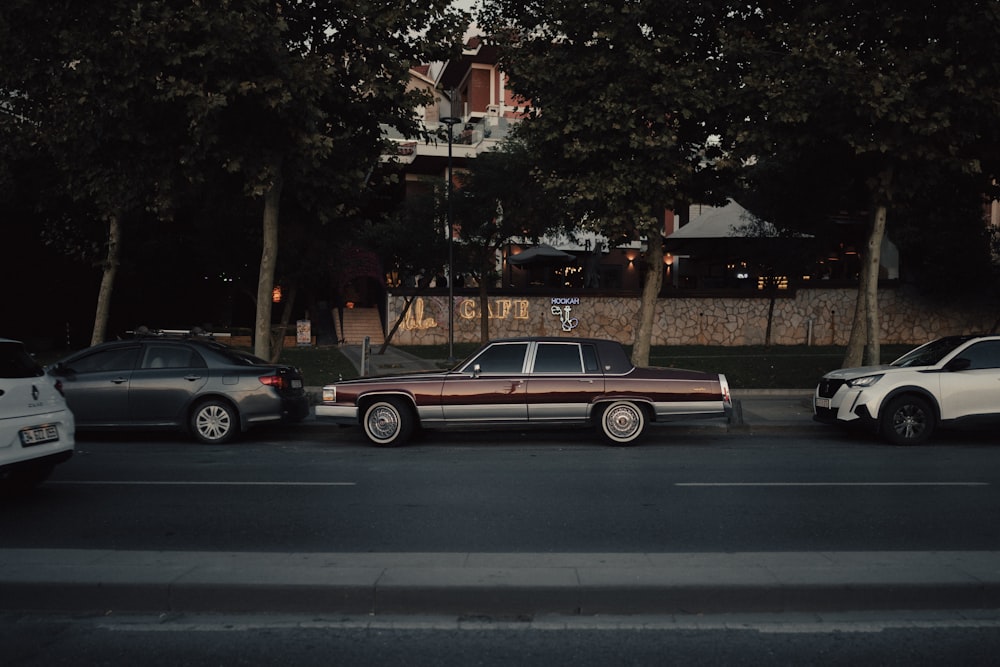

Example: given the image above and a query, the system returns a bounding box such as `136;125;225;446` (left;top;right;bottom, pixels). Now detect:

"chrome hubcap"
368;405;400;440
606;405;640;439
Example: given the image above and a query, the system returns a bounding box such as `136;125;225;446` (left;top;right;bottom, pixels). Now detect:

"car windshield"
890;336;975;368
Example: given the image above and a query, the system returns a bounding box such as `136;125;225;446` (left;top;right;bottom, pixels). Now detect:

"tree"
452;136;572;343
723;1;1000;366
1;1;468;356
0;1;189;345
144;0;469;360
479;0;731;365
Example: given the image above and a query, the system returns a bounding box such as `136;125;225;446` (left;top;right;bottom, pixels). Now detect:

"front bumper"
315;404;359;425
813;389;879;432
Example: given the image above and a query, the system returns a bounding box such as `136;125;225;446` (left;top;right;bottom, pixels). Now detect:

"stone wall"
386;287;998;347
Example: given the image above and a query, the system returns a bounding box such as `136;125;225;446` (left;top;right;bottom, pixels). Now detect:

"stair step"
337;308;384;345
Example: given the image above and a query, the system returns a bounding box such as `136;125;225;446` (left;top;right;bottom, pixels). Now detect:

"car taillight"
259;374;288;390
54;379;65;397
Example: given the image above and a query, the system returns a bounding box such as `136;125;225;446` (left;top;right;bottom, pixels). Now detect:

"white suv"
814;335;1000;444
0;338;75;494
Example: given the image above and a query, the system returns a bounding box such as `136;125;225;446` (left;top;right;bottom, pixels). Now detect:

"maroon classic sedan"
317;337;732;446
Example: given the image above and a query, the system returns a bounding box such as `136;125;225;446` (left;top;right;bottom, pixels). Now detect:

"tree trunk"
764;295;776;347
478;266;490;344
381;292;419;353
631;231;664;367
254;162;283;360
862;204;887;365
843;204;888;368
90;212;122;346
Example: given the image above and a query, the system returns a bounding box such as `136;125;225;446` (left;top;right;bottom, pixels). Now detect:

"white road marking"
676;482;988;487
51;481;356;487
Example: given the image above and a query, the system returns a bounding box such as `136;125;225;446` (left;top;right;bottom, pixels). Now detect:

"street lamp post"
440;116;461;363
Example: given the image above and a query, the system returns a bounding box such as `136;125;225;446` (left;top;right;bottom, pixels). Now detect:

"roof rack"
125;326;229;340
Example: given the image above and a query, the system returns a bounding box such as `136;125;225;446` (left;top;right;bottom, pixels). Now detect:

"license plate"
291;379;303;389
815;397;831;409
20;425;59;446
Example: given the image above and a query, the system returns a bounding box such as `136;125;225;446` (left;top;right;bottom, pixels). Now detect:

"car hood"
822;364;893;380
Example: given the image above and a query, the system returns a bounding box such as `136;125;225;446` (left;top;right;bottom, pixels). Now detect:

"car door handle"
578;379;595;383
184;375;203;382
111;377;128;384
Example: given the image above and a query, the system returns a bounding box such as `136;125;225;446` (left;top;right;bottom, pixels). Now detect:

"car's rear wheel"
363;397;414;447
191;399;238;444
597;400;646;445
880;395;935;445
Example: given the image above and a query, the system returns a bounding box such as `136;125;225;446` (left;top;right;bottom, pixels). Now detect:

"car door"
938;340;1000;421
128;344;209;424
526;342;604;422
440;341;529;423
57;345;140;425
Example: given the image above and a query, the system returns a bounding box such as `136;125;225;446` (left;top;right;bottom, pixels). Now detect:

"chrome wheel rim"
367;405;400;441
606;404;641;440
196;404;231;441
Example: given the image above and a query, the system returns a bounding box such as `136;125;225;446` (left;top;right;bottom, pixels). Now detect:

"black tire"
362;397;414;447
191;399;238;444
880;395;935;445
597;400;646;446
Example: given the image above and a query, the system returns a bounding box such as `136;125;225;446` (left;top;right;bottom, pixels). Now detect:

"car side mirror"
945;357;971;372
472;363;482;378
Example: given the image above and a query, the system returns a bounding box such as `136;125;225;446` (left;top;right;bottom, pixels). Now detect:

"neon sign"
550;297;580;332
459;299;530;320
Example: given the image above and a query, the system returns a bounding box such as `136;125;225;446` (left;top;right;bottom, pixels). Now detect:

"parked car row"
5;331;998;494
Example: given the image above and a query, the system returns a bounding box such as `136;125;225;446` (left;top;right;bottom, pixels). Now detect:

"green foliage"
480;0;731;237
723;1;1000;207
452;136;572;280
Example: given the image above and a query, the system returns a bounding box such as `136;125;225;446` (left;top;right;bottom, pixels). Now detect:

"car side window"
68;347;140;373
582;344;600;373
958;341;1000;370
532;343;583;373
469;343;528;374
142;345;206;370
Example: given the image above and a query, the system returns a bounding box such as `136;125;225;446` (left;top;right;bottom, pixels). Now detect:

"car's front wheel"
362;397;414;447
597;400;646;445
880;394;935;445
191;399;238;444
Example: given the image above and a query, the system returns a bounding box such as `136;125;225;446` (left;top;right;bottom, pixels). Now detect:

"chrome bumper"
314;404;359;425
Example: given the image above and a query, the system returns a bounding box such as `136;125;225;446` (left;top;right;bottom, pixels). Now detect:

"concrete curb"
2;550;998;616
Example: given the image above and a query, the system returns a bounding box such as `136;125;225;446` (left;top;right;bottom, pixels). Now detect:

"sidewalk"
2;549;999;615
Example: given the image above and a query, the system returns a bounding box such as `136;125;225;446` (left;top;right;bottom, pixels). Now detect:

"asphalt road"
3;426;998;554
5;611;1000;667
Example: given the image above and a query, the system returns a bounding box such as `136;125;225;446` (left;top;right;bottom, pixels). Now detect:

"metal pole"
441;116;460;363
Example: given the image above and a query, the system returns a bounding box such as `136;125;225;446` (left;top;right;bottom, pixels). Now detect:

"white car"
813;335;1000;444
0;338;75;494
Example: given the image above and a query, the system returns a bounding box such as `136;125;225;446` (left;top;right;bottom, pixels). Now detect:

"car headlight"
322;387;337;403
847;374;883;388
